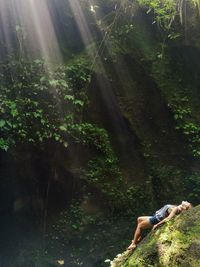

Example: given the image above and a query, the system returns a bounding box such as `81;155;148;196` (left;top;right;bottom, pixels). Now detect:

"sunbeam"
0;0;62;63
68;0;97;60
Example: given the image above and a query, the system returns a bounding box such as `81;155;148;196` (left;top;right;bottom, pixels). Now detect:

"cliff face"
111;205;200;267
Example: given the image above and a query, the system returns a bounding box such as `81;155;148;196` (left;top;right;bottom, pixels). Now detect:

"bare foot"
127;242;136;250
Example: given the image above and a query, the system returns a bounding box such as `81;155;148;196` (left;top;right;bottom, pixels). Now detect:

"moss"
111;205;200;267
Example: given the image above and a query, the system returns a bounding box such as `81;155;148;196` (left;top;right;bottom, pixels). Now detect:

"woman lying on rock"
128;201;192;250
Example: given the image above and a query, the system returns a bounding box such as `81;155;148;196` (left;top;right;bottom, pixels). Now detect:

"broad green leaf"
74;99;84;106
60;80;68;88
49;80;58;87
40;76;46;83
64;95;74;101
59;125;67;131
0;120;6;128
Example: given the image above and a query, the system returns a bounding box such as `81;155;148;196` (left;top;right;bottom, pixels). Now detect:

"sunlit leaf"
57;260;65;265
64;94;74;101
0;120;6;128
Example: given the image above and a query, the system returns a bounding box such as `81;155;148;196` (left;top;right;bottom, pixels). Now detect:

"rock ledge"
111;205;200;267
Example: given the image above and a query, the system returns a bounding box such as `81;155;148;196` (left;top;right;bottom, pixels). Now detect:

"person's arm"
152;207;179;231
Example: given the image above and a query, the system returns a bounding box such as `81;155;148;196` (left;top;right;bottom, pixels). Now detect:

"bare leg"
137;216;151;224
128;217;152;250
136;217;150;242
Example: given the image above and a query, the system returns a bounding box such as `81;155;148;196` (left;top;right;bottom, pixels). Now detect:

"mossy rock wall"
111;205;200;267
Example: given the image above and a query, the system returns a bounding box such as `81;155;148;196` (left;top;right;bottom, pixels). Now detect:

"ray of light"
67;0;149;181
67;1;141;168
68;0;97;60
0;1;15;57
0;0;62;64
24;0;62;63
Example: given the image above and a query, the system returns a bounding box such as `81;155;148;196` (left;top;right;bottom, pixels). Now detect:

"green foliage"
136;0;200;30
82;157;125;209
0;137;9;151
150;164;187;203
176;121;200;157
184;173;200;205
59;122;125;209
0;58;126;209
169;96;200;157
0;59;90;150
125;182;154;214
66;123;113;154
66;58;92;91
47;202;88;259
46;203;133;266
137;0;177;30
152;56;200;158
